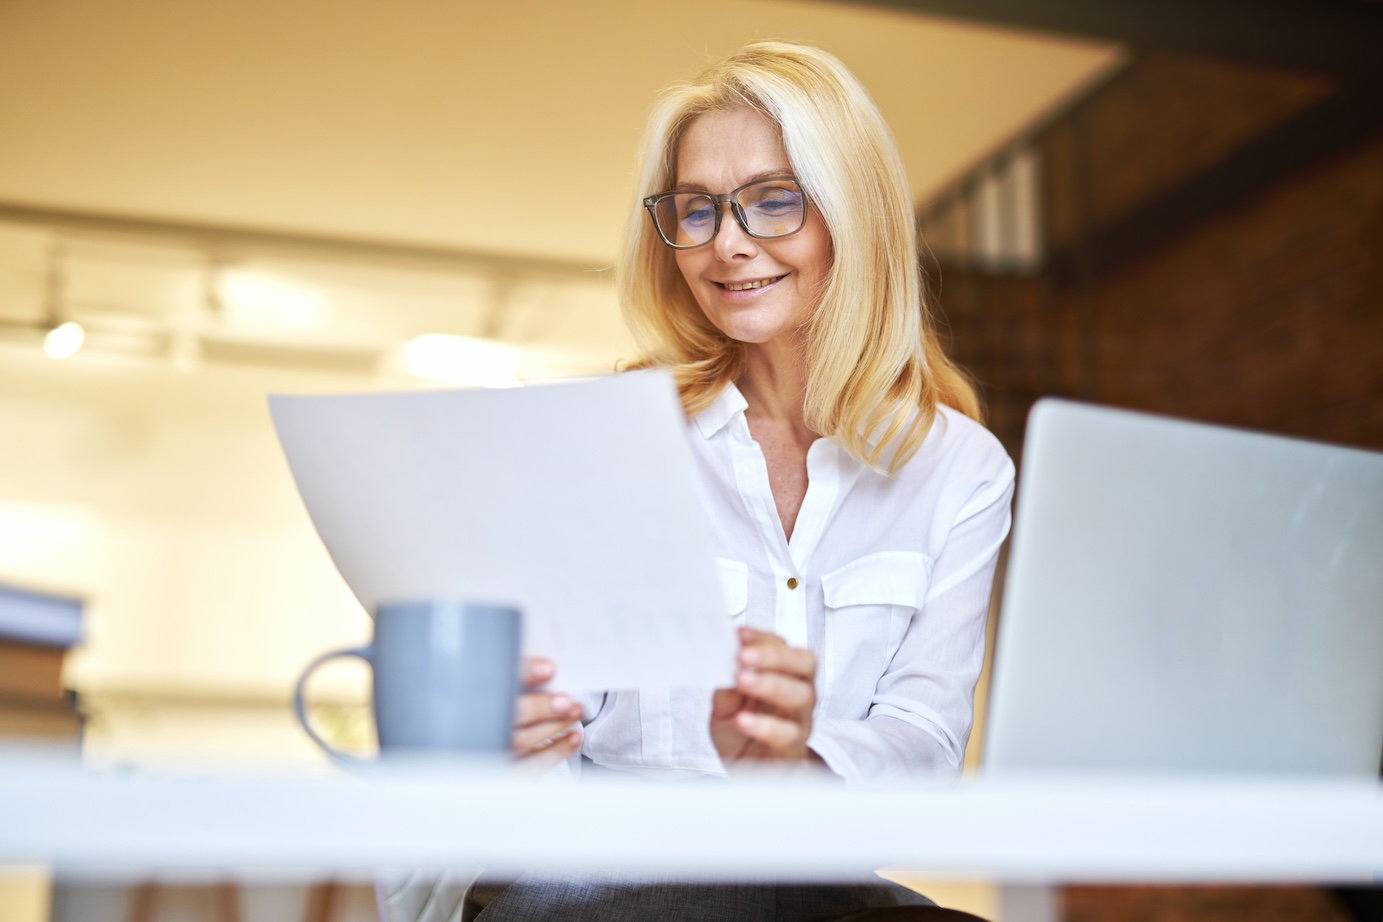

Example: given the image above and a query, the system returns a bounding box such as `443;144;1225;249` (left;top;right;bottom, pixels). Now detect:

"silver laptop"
984;399;1383;776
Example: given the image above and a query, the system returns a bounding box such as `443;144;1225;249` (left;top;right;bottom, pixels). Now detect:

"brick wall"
934;53;1383;461
1089;131;1383;447
1043;51;1333;252
1063;884;1357;922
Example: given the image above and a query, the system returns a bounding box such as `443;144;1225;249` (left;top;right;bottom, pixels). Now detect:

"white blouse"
579;383;1015;785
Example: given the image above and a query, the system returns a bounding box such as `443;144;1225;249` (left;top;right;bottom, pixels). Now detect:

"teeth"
724;277;780;291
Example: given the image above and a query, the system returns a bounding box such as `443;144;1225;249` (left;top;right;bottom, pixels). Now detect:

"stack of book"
0;583;85;745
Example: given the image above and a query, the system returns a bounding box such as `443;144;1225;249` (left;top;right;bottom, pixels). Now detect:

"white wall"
1;347;407;761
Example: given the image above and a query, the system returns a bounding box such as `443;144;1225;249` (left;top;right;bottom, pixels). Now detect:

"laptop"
984;398;1383;776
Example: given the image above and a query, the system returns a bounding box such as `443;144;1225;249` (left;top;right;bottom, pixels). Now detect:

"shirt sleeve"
806;446;1015;784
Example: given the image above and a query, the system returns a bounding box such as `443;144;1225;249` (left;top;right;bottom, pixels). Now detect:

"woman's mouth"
718;275;785;292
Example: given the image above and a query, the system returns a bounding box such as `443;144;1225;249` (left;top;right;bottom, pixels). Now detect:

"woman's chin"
709;313;809;349
720;327;791;348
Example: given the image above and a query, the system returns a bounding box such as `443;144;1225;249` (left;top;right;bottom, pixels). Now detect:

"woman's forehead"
673;108;791;189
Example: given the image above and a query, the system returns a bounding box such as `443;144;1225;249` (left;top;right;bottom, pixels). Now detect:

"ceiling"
0;0;1120;383
0;0;1119;266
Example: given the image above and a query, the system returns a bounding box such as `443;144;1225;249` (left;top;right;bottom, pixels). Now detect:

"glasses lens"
655;193;717;247
738;181;805;238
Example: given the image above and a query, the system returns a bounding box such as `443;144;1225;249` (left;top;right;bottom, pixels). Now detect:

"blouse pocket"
819;551;931;716
714;557;749;626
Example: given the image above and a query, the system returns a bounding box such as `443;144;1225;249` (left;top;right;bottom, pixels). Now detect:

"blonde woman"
392;40;1014;922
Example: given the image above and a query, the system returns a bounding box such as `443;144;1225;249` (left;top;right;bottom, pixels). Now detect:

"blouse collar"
692;382;749;440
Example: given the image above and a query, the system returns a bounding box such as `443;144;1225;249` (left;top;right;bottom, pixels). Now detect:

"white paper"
268;371;736;692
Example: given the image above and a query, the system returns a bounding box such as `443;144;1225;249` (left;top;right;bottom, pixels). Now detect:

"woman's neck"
737;341;817;450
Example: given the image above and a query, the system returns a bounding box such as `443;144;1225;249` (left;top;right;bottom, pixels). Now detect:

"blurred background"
0;1;1379;919
0;0;1123;766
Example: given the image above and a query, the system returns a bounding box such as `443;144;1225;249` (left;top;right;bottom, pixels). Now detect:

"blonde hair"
618;41;979;473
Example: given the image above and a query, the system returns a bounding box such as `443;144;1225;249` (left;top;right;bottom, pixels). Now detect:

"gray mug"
293;600;521;760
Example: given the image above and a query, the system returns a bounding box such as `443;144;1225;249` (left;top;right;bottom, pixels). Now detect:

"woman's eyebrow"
669;169;795;192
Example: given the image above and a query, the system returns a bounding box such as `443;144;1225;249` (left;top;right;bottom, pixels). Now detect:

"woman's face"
672;108;833;351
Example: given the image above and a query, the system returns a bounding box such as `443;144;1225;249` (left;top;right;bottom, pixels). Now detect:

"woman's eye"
749;190;802;214
681;203;715;226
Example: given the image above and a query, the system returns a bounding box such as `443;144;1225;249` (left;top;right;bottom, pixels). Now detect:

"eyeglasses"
643;177;808;249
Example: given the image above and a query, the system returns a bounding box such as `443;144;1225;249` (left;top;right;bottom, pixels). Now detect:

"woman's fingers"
515;691;581;730
522;656;555;686
512;693;582;756
733;709;810;755
710;686;747;721
737;628;815;680
734;628;816;718
513;716;582;755
709;628;818;762
513;728;583;772
512;657;582;763
735;667;813;715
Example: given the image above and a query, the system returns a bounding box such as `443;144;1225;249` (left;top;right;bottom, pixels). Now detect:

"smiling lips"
719;275;785;292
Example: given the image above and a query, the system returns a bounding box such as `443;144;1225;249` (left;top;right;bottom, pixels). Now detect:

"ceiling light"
401;334;521;387
218;271;329;330
43;321;85;360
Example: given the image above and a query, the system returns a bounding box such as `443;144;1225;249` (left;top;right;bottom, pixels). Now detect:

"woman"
391;40;1014;922
519;39;1012;784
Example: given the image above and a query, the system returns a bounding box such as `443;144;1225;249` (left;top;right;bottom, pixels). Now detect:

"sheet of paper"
269;371;736;692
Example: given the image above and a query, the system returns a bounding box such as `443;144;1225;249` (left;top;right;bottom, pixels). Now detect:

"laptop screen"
985;399;1383;776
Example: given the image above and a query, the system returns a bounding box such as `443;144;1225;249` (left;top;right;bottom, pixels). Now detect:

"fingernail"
740;648;762;666
565;729;583;747
552;695;572;713
736;712;759;732
529;660;554;681
738;669;758;688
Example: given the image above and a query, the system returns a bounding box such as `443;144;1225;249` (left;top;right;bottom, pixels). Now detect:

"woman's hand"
710;627;823;765
512;656;583;770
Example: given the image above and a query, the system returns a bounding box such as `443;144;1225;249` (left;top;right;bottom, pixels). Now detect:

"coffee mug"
293;600;522;760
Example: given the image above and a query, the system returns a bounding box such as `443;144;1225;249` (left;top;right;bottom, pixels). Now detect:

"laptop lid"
985;399;1383;776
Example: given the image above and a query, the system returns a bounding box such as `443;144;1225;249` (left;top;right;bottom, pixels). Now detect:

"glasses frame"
642;176;809;250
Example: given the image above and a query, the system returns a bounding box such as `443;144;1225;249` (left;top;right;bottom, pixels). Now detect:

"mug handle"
293;644;373;763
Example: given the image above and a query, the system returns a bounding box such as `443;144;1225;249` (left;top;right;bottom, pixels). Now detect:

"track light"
43;321;85;360
401;334;520;387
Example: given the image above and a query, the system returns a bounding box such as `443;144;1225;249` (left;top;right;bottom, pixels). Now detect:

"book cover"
0;639;67;702
0;695;83;742
0;584;84;648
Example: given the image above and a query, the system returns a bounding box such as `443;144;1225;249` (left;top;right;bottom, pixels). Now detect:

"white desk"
1;755;1379;922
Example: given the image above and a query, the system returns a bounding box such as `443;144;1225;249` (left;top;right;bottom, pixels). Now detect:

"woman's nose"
712;204;759;260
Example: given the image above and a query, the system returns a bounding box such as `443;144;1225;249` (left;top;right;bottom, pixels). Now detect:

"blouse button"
786;577;799;590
